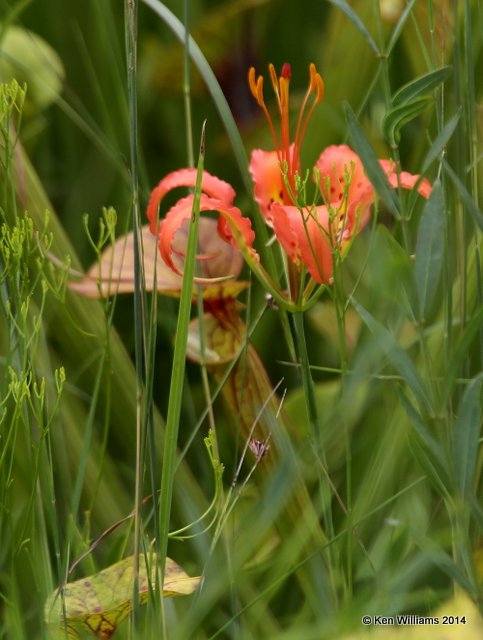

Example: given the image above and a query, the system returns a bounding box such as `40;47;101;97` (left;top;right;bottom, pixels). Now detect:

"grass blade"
157;122;206;636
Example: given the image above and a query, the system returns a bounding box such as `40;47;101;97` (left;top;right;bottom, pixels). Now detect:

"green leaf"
344;103;400;217
414;180;445;321
45;554;201;639
452;374;482;497
442;305;483;400
383;67;452;146
157;124;206;587
0;24;64;113
326;0;380;55
400;391;450;497
443;160;483;230
386;0;417;55
391;66;452;107
351;298;431;412
422;112;460;174
383;96;431;146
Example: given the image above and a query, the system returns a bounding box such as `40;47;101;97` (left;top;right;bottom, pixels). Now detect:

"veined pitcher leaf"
45;554;201;639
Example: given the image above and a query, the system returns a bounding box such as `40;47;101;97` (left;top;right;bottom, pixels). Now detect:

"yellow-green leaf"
45;554;201;639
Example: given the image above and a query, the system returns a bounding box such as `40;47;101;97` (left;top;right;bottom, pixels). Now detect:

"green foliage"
0;1;482;639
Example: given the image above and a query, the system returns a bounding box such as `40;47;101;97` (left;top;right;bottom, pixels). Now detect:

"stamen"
248;67;264;107
308;63;324;103
268;64;280;100
248;62;325;203
294;64;324;158
248;66;281;160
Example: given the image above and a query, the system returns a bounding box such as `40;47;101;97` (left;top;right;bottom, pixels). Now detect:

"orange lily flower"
248;63;432;285
147;167;257;278
147;63;431;309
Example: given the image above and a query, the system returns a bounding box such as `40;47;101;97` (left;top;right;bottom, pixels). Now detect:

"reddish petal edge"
147;168;237;234
159;193;256;276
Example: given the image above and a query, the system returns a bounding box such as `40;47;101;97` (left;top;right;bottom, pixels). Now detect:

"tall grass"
0;1;481;639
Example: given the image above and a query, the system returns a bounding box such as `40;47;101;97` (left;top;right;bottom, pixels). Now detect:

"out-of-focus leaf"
351;298;430;412
422;113;460;174
452;373;482;498
0;24;64;113
414;181;445;321
385;0;417;54
442;305;483;400
401;1;455;72
443;160;483;230
140;0;270;94
45;554;200;639
340;591;482;638
400;391;451;497
67;219;248;300
326;0;380;55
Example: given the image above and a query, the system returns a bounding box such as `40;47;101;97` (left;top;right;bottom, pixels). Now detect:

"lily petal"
271;203;333;284
147;168;236;235
159;193;256;276
379;160;432;198
249;147;294;220
315;144;374;214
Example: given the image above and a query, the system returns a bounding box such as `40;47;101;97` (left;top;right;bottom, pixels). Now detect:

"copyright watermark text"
361;614;467;626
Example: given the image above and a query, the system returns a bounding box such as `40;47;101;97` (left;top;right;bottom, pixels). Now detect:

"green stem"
124;1;146;635
292;311;319;438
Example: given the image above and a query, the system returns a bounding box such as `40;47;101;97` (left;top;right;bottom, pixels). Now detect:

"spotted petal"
315;144;374;227
315;144;432;226
271;203;333;284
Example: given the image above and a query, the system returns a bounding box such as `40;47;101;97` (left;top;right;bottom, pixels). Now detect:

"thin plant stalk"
157;123;206;638
124;0;147;632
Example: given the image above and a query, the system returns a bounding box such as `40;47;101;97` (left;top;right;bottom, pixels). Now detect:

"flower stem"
292;311;319;438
